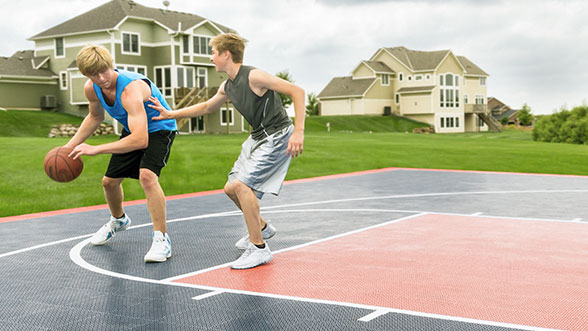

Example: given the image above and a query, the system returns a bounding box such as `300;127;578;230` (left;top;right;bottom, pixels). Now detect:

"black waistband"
251;123;290;141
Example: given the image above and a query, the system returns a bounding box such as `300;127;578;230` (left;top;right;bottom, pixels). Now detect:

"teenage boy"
67;45;177;263
149;33;304;269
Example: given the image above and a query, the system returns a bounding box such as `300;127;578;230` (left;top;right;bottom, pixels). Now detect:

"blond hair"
209;33;246;63
76;45;114;76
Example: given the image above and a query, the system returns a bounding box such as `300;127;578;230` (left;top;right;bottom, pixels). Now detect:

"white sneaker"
230;242;273;269
90;214;132;246
235;221;277;250
144;231;171;263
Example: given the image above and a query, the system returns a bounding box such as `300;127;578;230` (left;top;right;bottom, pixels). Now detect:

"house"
0;50;59;110
317;46;500;133
488;97;519;125
1;0;246;134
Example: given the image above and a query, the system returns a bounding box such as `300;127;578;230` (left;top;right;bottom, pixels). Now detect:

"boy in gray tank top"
149;33;305;269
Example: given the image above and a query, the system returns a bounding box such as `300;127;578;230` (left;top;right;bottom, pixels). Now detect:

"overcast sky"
2;0;588;114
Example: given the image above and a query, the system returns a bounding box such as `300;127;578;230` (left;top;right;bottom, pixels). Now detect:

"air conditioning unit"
40;95;57;110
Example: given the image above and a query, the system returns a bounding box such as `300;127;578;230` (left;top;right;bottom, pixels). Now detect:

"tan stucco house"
318;46;497;133
0;0;246;134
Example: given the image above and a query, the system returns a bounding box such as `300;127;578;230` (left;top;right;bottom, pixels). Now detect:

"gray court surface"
1;168;587;330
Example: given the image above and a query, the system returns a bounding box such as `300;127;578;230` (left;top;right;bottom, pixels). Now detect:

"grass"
1;110;587;217
0;110;83;137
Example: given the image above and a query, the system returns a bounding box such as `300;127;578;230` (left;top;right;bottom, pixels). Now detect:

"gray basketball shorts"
228;124;295;199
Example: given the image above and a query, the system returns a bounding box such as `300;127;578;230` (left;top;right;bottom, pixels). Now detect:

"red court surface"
175;213;588;330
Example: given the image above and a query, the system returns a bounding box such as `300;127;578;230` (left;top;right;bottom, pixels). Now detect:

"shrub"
532;106;588;144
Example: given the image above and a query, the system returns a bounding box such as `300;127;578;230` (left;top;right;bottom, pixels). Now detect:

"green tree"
276;70;294;109
306;92;319;116
500;116;509;125
518;103;534;126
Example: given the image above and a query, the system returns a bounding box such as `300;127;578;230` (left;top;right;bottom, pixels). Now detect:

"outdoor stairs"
173;87;218;130
476;111;502;132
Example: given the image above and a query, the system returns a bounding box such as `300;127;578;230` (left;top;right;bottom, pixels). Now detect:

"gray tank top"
224;65;292;140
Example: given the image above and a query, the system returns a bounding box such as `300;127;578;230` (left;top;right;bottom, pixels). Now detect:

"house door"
191;116;205;133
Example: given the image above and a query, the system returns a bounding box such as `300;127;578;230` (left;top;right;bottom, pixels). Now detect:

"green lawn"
1;110;587;217
0;110;83;137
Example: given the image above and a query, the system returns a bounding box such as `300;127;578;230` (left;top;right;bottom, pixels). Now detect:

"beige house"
318;46;499;133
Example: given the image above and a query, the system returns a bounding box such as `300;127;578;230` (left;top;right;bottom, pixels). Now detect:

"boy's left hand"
287;131;304;157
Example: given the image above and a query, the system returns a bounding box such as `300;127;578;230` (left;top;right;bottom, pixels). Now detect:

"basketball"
44;146;83;182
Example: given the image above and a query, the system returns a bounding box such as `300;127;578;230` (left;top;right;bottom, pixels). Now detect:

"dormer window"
193;36;212;55
122;32;140;55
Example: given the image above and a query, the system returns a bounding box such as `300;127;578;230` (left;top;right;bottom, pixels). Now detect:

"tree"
518;103;534;126
306;92;319;116
500;116;509;125
276;70;294;109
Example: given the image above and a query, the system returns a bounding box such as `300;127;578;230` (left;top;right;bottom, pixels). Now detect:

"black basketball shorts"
105;129;176;179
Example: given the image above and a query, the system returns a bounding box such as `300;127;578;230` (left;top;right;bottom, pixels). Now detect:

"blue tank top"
93;69;177;133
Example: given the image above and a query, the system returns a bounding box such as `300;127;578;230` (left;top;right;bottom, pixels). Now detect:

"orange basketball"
44;146;83;182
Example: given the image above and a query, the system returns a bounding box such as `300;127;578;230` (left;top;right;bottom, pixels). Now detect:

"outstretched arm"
148;82;228;120
249;69;305;157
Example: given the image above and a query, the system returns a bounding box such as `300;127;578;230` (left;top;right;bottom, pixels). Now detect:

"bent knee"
139;169;158;189
102;176;122;189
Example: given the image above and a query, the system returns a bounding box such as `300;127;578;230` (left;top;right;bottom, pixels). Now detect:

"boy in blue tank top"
65;45;177;263
149;33;305;269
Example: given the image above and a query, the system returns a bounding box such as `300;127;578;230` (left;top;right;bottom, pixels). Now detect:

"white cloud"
2;0;588;114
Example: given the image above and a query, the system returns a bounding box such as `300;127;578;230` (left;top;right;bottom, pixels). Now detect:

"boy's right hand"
148;97;173;120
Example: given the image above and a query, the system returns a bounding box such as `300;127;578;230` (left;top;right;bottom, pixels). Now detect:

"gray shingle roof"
396;85;436;94
0;50;57;78
381;46;488;76
492;109;519;121
30;0;236;40
362;61;395;74
317;76;376;99
456;56;488;76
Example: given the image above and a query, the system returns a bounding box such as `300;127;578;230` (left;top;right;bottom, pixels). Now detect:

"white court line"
358;309;389;322
192;290;224;301
472;212;483;216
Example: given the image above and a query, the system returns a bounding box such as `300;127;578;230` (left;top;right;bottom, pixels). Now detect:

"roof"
396;85;436;94
456;56;488;76
0;50;57;78
492;109;519;121
380;46;488;76
317;76;376;99
30;0;236;40
362;61;395;74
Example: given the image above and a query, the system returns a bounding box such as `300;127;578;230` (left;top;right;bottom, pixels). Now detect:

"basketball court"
1;168;588;330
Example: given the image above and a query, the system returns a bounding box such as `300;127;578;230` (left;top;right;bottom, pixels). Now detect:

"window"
55;38;64;57
122;32;140;54
381;74;389;86
182;35;190;54
475;95;485;105
155;67;172;97
408;76;412;81
464;94;469;104
220;107;234;125
116;65;147;76
193;36;212;55
197;68;207;88
440;116;460;128
59;72;68;90
480;77;486;85
176;66;195;88
425;74;431;80
395;93;399;104
399;73;404;81
415;75;423;81
439;73;460;108
191;116;205;132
